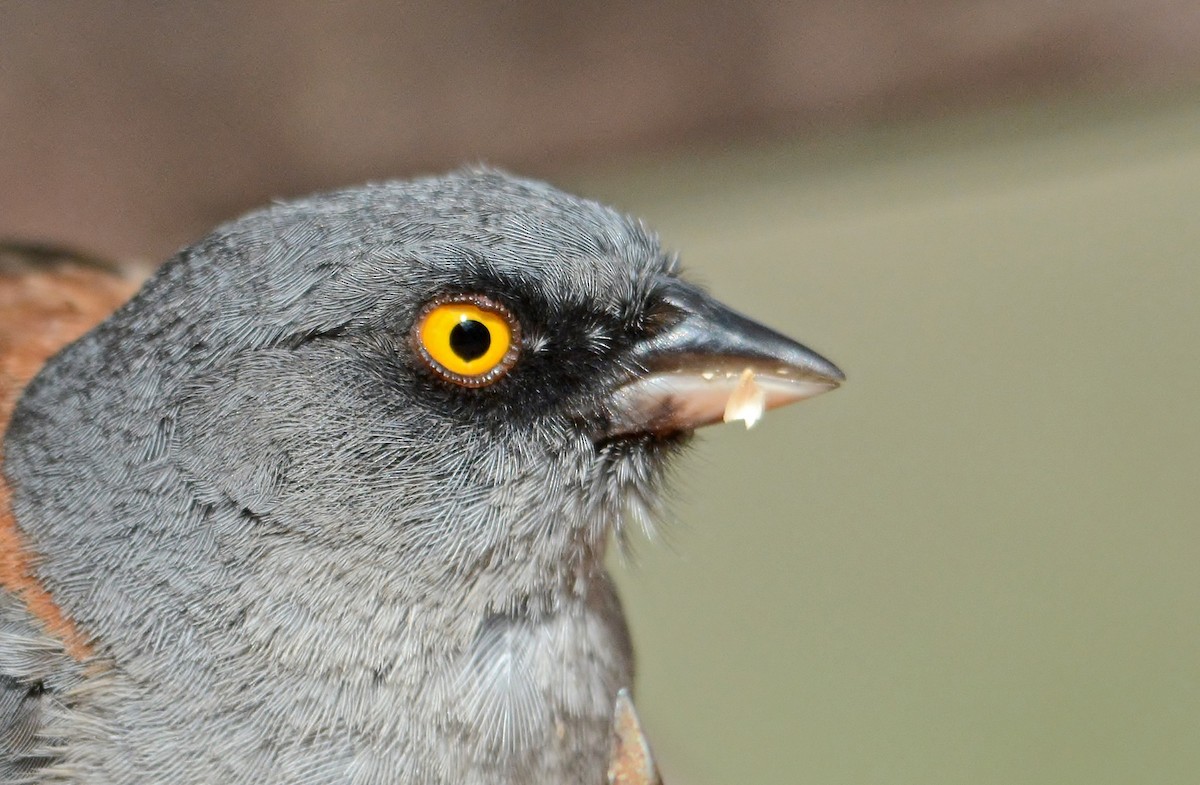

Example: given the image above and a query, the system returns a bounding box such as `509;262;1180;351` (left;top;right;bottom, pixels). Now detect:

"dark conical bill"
604;279;843;437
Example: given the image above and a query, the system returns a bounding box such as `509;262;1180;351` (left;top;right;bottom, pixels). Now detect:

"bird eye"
412;295;520;387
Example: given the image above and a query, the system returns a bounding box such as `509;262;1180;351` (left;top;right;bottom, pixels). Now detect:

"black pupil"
449;319;491;362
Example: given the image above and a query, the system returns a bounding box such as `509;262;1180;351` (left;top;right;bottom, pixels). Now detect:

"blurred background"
3;3;1198;783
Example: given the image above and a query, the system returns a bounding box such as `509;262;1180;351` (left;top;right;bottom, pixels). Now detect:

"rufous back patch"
0;258;141;661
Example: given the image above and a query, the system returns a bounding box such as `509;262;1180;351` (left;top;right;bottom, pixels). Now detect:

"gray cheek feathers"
0;171;663;784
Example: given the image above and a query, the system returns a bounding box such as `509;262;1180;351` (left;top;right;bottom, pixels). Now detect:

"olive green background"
580;92;1200;785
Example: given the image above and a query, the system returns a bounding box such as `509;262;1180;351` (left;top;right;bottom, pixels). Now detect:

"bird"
0;169;842;784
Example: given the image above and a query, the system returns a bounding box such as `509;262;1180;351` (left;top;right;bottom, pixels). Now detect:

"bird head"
9;169;841;620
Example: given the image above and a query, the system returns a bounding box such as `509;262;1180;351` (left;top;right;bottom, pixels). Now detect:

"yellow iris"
415;298;517;385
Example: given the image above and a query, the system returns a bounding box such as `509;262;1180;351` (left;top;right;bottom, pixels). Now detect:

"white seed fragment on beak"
723;367;766;429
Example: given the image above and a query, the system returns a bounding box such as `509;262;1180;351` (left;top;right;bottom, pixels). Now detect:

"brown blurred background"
4;4;1200;785
4;1;1200;260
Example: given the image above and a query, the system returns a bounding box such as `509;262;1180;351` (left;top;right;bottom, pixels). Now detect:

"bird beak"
604;280;844;437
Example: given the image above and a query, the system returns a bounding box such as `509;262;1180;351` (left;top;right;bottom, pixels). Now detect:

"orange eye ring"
411;295;520;387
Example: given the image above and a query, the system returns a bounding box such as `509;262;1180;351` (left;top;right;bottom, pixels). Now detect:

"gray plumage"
3;171;688;783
